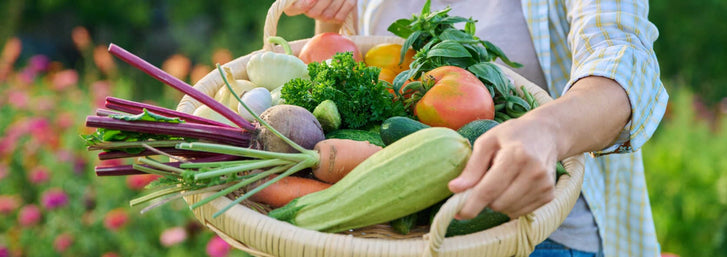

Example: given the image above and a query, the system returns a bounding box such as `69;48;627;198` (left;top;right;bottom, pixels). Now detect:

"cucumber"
445;207;511;237
456;119;499;145
390;213;417;235
379;116;430;145
269;127;471;232
325;129;385;147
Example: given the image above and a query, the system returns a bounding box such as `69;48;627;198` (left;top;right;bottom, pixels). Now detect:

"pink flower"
31;95;55;113
190;64;212;84
0;245;8;257
103;208;128;231
55;149;73;163
206;236;231;257
7;90;29;109
162;54;191;81
28;166;50;185
93;45;116;75
91;80;112;108
41;188;69;209
51;69;78;91
17;69;37;84
55;111;76;130
126;174;160;191
1;37;22;65
0;195;20;214
72;27;91;51
212;48;233;65
28;55;50;73
18;204;41;226
53;233;74;253
160;226;188;247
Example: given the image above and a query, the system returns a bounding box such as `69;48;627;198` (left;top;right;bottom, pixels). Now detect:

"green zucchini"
268;127;471;232
325;129;385;147
379;116;430;145
456;119;499;145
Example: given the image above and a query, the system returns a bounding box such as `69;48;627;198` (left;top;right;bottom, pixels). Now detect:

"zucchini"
269;127;471;232
456;119;499;145
325;129;385;147
379;116;430;145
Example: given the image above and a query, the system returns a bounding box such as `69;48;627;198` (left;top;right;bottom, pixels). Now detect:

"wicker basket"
176;0;585;256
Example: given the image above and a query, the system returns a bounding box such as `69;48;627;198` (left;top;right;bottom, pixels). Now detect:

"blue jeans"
529;239;602;257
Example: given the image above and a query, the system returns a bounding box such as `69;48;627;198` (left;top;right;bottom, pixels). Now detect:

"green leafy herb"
281;52;408;129
109;108;185;123
387;0;539;122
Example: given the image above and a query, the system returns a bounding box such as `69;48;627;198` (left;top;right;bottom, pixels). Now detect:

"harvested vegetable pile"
82;0;566;239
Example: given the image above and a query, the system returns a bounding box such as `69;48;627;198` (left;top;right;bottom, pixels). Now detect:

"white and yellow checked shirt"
357;0;669;256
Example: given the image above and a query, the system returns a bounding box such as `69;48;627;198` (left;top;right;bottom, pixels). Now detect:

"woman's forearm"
525;76;631;159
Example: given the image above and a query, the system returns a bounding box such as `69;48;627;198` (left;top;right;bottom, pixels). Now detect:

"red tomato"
298;32;362;64
414;66;495;130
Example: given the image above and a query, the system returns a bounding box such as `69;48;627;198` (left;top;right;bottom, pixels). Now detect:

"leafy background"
1;0;726;256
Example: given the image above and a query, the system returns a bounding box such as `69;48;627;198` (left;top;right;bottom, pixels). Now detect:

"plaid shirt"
358;0;668;256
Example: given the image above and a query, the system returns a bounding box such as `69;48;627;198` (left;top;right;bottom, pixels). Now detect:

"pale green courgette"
268;127;471;232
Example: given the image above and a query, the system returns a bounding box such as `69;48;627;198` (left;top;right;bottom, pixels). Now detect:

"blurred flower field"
0;33;248;256
1;25;726;257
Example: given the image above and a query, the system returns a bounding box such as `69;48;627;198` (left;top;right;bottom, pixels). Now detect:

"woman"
286;1;668;256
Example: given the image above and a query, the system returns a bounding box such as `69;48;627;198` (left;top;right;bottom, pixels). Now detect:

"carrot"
312;139;383;184
248;175;331;208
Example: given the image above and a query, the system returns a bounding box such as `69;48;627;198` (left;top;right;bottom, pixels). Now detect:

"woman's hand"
448;115;559;219
284;0;356;23
448;76;631;219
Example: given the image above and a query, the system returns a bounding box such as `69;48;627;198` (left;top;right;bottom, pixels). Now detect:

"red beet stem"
85;116;250;146
105;97;234;128
97;148;228;160
95;155;243;176
107;43;255;131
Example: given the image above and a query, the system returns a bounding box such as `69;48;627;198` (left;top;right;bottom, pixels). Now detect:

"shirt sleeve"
562;0;669;155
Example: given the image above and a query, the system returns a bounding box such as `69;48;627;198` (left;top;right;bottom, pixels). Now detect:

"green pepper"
246;36;309;91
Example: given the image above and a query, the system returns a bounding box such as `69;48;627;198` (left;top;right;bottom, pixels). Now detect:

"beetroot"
256;104;325;153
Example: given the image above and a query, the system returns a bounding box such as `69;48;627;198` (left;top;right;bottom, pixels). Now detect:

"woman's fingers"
333;0;356;22
455;146;522;219
284;0;355;23
284;0;316;16
448;136;498;193
320;0;344;21
488;158;555;218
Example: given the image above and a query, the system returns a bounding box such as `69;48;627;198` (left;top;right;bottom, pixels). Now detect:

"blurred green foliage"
643;86;727;257
649;0;727;104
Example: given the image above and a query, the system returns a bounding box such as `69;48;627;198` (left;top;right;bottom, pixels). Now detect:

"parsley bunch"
281;52;408;129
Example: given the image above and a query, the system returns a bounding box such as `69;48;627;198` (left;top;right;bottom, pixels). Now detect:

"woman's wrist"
522;76;631;159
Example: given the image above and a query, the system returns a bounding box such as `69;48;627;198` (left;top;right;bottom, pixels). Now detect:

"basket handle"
422;189;537;257
263;0;357;51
